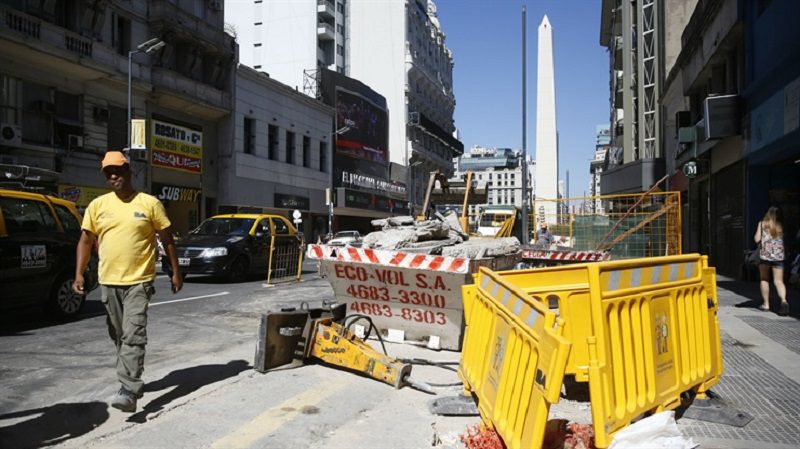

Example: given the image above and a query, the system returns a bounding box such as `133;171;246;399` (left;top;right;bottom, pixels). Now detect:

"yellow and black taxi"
0;188;98;318
164;214;302;281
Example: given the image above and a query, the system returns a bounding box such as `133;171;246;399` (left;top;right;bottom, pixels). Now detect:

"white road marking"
150;292;230;306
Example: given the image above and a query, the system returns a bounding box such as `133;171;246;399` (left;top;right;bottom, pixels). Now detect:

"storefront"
149;117;204;236
152;182;202;236
57;184;110;214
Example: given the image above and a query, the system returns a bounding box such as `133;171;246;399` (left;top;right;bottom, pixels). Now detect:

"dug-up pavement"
40;275;800;448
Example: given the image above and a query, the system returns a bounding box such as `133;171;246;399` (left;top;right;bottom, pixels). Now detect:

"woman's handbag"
745;244;761;265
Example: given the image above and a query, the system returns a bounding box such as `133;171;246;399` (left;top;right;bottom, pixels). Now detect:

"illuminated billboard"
335;88;389;164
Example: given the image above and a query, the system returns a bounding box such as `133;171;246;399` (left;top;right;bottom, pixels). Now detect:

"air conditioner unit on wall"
0;123;22;146
68;134;84;150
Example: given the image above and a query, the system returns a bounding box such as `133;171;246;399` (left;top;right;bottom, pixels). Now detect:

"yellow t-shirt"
82;192;171;285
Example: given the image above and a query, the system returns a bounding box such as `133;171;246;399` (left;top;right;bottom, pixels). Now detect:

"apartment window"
336;44;344;56
319;141;327;172
286;130;295;164
268;124;278;160
111;13;131;56
302;136;311;168
243;117;255;154
336;2;344;13
336;24;344;34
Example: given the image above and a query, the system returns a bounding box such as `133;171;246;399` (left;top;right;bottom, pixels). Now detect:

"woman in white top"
754;206;789;316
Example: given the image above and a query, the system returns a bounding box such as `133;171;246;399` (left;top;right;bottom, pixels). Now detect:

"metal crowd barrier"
265;235;303;286
459;254;722;449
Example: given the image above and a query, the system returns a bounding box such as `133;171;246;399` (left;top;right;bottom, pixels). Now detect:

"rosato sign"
321;260;469;350
151;119;203;174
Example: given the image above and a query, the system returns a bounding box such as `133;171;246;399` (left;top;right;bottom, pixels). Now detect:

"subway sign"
153;183;202;203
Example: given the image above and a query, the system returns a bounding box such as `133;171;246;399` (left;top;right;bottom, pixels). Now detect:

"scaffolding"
530;191;681;259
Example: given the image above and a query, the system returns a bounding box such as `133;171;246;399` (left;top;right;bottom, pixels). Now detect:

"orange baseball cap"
101;151;129;168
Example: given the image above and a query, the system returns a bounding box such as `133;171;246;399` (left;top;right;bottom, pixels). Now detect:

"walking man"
73;151;183;412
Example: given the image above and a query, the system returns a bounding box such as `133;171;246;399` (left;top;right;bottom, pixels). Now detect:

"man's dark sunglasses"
103;165;130;177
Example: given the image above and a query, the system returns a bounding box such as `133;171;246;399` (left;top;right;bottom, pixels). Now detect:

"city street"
0;269;477;449
1;268;799;449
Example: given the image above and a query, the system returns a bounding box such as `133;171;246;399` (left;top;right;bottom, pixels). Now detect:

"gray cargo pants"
100;282;155;397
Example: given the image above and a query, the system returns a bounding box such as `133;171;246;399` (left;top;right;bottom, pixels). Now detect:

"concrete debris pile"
363;212;519;258
441;238;521;259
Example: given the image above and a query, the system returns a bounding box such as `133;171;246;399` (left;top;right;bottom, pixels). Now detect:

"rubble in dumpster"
364;212;519;257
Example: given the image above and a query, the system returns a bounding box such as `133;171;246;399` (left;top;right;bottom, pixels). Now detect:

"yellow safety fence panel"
587;255;722;448
459;268;572;449
459;254;723;449
266;235;304;285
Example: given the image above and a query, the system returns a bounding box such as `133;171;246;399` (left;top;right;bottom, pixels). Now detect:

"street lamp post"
327;126;350;237
127;38;166;149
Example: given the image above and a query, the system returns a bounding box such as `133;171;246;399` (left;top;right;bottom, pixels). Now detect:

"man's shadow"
127;359;251;423
0;401;109;448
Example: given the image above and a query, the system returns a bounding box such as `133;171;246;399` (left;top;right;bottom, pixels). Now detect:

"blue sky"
435;0;609;198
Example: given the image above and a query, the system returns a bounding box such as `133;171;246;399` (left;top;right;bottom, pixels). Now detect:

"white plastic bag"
608;411;698;449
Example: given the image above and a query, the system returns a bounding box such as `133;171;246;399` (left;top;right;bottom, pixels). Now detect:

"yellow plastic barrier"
458;254;722;449
460;268;572;449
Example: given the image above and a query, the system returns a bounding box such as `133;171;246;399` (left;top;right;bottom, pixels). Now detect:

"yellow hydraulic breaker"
254;302;432;392
307;318;411;389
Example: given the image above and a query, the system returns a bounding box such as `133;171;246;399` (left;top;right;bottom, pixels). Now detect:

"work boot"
110;387;137;413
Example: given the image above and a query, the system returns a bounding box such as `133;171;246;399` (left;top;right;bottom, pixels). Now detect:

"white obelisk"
535;15;558;224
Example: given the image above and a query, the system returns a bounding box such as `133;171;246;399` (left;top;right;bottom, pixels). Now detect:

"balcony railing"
4;8;40;38
317;0;335;19
2;5;93;57
149;0;233;52
64;31;92;57
317;22;334;41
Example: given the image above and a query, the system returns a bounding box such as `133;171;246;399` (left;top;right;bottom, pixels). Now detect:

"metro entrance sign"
683;160;698;179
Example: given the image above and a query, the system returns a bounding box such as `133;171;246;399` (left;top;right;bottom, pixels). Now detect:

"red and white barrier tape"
306;244;469;273
521;249;611;262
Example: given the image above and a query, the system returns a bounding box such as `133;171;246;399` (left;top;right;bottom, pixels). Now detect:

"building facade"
742;0;800;276
589;124;611;213
661;0;745;276
220;66;334;242
599;0;667;194
452;146;535;218
225;0;463;212
0;0;236;236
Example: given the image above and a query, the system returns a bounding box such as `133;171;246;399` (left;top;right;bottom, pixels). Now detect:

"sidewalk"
674;275;800;449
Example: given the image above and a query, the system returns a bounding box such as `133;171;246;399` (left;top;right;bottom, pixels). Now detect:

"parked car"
164;214;302;281
0;188;98;318
326;230;362;246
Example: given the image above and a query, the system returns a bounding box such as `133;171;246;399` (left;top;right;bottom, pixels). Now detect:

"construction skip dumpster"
459;254;722;449
307;244;519;350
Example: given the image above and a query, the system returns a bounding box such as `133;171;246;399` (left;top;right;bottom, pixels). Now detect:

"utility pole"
520;5;529;244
